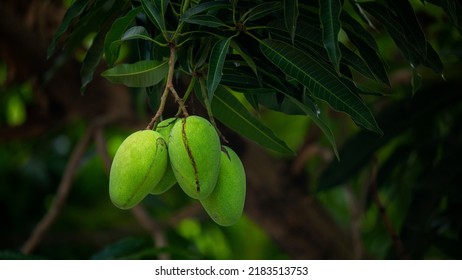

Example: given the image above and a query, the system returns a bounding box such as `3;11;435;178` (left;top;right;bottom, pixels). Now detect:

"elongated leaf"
317;81;462;191
102;60;168;87
80;0;128;92
359;2;443;73
346;31;390;86
120;26;151;41
242;2;282;22
319;0;342;73
284;95;339;159
197;85;293;155
181;15;227;28
48;0;88;58
104;7;142;66
229;41;258;77
340;11;389;85
154;0;168;16
181;0;231;19
386;0;427;56
59;1;108;57
81;30;106;93
284;0;299;44
268;19;382;84
207;38;231;102
141;0;166;34
259;39;381;134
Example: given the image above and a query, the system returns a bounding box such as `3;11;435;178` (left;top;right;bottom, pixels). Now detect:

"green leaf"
229;41;258;77
207;38;231;102
58;1;108;57
181;0;231;19
283;95;339;159
340;11;389;85
80;30;106;93
242;2;282;23
120;26;152;41
197;85;293;155
317;81;462;191
284;0;299;44
345;30;390;86
319;0;342;73
104;7;142;66
359;1;443;73
181;15;227;28
141;0;166;34
154;0;169;16
102;60;168;87
259;39;381;134
47;0;88;58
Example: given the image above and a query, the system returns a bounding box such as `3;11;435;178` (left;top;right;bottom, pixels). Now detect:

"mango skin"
109;130;167;209
168;116;221;199
200;146;246;226
150;118;178;195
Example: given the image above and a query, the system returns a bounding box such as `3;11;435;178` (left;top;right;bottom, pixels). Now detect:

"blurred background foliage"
1;0;462;259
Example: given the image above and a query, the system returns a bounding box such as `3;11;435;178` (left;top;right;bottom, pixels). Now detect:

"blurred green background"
1;0;462;259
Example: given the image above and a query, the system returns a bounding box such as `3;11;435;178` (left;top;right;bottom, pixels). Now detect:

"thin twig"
146;86;171;130
198;77;227;143
94;126;170;260
20;126;94;254
369;157;410;259
146;43;189;130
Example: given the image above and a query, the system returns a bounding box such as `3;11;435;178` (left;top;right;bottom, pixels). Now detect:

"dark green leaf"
194;37;214;69
120;26;151;41
284;0;299;44
260;39;381;134
359;1;443;73
104;7;142;66
242;2;282;22
229;41;258;77
47;0;88;58
196;85;293;155
181;0;231;19
181;15;227;28
141;0;166;34
207;37;231;102
81;30;106;93
340;11;389;85
102;60;168;87
317;81;462;191
59;1;108;57
154;0;169;16
319;0;342;73
282;94;339;159
345;30;390;86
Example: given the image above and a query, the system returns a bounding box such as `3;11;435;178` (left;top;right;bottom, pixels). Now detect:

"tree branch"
20;125;94;254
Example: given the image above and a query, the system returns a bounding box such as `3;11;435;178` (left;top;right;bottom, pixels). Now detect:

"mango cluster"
109;116;246;226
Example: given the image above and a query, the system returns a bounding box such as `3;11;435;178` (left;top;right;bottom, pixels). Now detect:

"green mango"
150;118;178;195
200;146;246;226
168;115;221;199
109;130;167;209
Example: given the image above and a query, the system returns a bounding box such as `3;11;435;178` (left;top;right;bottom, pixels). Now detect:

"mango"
200;146;246;226
168;115;221;199
109;130;168;209
150;118;178;195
